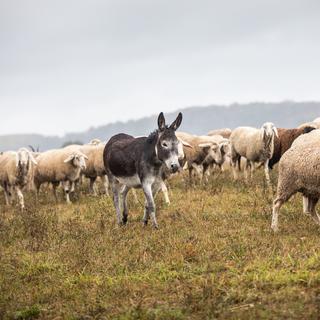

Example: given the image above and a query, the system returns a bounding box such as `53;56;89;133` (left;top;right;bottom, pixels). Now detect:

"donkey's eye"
162;142;168;148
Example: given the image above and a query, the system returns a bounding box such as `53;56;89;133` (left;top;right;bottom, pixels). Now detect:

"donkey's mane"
146;126;168;144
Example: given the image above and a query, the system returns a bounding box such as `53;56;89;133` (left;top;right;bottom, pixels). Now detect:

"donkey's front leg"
142;183;158;228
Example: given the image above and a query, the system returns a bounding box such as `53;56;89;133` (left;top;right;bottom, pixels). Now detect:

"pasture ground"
1;169;320;319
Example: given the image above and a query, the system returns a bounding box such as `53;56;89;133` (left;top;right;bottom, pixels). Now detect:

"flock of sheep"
0;115;320;232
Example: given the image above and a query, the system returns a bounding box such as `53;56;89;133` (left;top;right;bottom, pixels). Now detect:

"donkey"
104;112;186;228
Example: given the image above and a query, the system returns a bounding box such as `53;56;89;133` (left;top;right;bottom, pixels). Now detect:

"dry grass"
1;169;320;319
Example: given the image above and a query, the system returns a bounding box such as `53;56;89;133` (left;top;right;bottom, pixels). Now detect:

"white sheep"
33;148;88;203
230;123;278;184
176;132;223;182
271;130;320;232
207;128;232;139
64;143;109;196
0;148;38;209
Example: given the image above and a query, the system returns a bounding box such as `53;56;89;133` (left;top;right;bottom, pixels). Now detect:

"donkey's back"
104;133;146;179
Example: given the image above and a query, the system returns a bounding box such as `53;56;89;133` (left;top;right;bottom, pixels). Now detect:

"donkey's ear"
158;112;166;131
169;112;182;131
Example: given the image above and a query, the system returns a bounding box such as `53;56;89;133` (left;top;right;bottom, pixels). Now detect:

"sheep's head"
177;139;192;160
16;148;38;169
261;122;278;141
219;140;231;159
16;148;38;184
64;153;88;170
88;139;102;146
199;142;222;164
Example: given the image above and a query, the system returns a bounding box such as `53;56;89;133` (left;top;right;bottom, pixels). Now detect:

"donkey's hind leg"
120;185;130;225
111;179;123;226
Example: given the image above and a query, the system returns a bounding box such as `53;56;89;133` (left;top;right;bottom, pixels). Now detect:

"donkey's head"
155;112;184;173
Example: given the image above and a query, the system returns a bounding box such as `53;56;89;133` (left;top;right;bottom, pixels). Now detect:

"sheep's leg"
3;185;11;206
271;198;285;232
142;182;158;228
152;180;170;205
101;175;110;196
193;164;203;182
34;181;40;202
131;189;139;204
202;163;210;183
244;160;250;182
231;156;239;180
303;196;309;214
188;166;193;183
264;160;271;185
15;186;25;210
120;185;130;225
61;181;71;204
250;161;255;179
89;177;97;196
308;197;320;224
70;181;76;193
52;182;59;202
161;181;170;205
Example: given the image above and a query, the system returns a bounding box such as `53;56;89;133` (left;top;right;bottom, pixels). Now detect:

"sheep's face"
64;153;88;170
220;141;231;159
16;149;38;184
262;122;278;141
199;142;223;164
16;150;30;180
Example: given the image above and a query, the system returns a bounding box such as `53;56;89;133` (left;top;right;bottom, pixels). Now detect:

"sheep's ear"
198;142;212;148
303;126;316;134
15;153;20;167
157;112;166;131
210;142;219;151
273;126;279;138
64;155;75;163
80;153;89;160
178;138;192;148
170;112;183;131
29;152;38;165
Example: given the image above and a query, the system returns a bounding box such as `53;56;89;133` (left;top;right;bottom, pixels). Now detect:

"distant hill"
0;101;319;151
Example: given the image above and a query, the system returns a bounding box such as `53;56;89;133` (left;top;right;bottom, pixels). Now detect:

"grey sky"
1;0;319;135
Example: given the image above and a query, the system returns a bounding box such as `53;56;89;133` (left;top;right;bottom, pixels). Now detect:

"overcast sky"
1;0;319;135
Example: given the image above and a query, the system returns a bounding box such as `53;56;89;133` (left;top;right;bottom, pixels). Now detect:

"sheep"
268;126;315;169
64;143;109;196
298;121;320;130
207;128;232;139
33;149;88;203
198;135;231;179
271;130;320;232
230;122;278;184
88;138;102;145
176;132;222;182
0;148;38;209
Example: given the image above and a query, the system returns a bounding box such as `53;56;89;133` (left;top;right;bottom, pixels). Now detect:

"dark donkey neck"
143;129;163;167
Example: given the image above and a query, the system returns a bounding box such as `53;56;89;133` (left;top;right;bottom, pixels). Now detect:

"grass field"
1;169;320;319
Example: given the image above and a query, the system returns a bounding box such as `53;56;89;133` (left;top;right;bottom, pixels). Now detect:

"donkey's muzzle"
170;163;180;173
